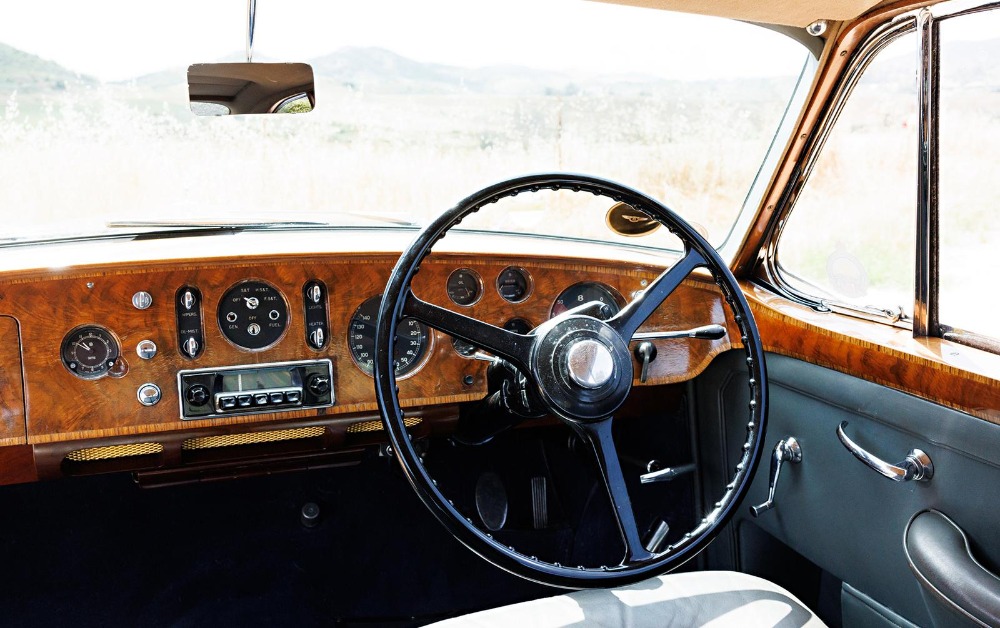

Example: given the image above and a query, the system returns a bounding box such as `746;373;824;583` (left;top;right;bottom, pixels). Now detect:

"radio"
177;359;334;420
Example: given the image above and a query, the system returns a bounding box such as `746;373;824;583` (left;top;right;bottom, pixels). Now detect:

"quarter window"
776;6;1000;352
777;32;917;315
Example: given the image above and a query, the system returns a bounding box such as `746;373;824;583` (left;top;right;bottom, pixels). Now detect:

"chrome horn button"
566;339;615;389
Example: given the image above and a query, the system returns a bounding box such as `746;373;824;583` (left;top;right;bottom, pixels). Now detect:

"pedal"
474;472;508;531
531;476;548;529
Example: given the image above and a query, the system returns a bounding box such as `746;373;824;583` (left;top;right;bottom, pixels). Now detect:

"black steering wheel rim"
374;173;767;588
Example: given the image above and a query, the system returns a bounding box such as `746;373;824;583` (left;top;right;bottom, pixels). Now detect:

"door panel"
696;351;1000;626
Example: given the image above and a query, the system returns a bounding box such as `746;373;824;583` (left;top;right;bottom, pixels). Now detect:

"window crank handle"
750;437;802;518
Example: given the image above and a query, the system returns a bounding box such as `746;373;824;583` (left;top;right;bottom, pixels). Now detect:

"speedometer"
348;296;429;377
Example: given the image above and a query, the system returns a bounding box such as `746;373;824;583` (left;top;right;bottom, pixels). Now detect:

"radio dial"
186;384;210;407
307;374;331;396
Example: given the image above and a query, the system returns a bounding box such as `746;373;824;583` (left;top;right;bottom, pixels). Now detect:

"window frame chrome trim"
914;8;940;338
759;14;918;328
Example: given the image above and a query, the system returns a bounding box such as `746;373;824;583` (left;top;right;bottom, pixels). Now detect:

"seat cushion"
429;571;826;627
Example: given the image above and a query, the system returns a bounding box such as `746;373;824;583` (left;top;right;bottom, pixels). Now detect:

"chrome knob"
182;290;196;311
182;337;199;358
309;328;325;349
136;339;157;360
566;339;614;388
308;284;322;304
132;291;153;310
137;383;161;407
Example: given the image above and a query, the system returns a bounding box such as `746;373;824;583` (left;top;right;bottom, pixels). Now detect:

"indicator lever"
750;437;802;518
640;462;696;484
634;341;657;383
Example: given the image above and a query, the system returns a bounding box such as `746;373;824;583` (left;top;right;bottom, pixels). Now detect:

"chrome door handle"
837;421;933;482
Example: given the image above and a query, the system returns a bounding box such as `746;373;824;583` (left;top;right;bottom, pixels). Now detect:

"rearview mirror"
187;62;315;116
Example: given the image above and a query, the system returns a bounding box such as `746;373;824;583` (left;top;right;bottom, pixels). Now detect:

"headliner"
596;0;890;27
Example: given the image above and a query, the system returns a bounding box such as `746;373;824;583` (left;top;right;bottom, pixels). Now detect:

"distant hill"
865;36;1000;89
309;46;590;95
0;42;95;93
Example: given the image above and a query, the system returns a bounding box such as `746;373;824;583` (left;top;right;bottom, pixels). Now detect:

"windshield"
0;0;809;248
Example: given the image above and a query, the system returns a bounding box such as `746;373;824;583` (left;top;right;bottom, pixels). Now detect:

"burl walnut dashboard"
0;233;738;483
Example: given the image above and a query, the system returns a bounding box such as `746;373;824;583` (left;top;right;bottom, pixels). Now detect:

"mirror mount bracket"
246;0;257;62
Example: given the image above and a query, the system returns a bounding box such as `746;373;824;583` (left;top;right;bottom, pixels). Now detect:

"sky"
0;0;809;82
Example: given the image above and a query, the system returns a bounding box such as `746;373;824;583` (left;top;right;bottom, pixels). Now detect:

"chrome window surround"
762;0;1000;348
760;14;917;327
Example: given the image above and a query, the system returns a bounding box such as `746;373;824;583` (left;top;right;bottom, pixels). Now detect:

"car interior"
1;0;999;626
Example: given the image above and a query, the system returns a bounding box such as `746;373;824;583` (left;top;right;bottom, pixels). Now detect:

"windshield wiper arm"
107;212;420;231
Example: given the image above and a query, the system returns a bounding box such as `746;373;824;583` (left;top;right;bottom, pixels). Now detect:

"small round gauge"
496;266;532;303
551;282;623;320
349;296;430;377
61;325;120;379
503;318;533;334
453;337;477;357
447;268;483;306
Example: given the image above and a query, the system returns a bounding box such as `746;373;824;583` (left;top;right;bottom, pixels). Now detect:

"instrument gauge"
446;268;483;306
496;267;532;303
349;296;430;377
551;282;623;320
218;280;289;350
503;318;533;334
61;325;120;379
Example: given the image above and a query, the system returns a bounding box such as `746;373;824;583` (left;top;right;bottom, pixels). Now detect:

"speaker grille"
181;426;326;450
345;417;422;433
65;442;163;462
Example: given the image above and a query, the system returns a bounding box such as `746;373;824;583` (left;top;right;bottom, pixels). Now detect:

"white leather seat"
430;571;827;627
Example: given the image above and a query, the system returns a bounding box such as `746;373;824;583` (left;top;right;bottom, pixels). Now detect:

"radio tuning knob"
186;384;210;407
307;374;331;396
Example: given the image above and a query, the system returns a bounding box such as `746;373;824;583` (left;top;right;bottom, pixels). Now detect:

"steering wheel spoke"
575;418;653;564
609;249;707;341
402;290;533;374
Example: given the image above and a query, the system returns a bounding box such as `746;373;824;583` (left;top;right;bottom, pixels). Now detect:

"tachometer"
348;296;429;377
61;325;120;379
550;282;622;319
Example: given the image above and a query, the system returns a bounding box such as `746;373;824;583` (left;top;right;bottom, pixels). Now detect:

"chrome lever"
640;462;696;484
632;324;727;342
837;422;933;482
750;437;802;518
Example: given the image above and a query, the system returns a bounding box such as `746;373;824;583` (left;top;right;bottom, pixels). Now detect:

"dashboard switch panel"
303;280;329;350
218;280;288;350
177;359;334;420
175;286;204;359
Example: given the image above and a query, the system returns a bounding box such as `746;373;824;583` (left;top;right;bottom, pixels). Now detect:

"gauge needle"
76;341;90;352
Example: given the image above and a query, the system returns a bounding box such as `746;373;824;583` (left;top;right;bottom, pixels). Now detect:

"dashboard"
0;233;739;483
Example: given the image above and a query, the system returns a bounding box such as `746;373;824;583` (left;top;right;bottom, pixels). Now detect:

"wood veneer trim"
0;254;733;445
0;316;26;445
746;283;1000;424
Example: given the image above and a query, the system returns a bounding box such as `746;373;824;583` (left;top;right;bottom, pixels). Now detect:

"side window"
939;12;1000;337
777;33;917;315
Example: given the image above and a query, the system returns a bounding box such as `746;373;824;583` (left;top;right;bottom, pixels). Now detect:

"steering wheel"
374;174;767;588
